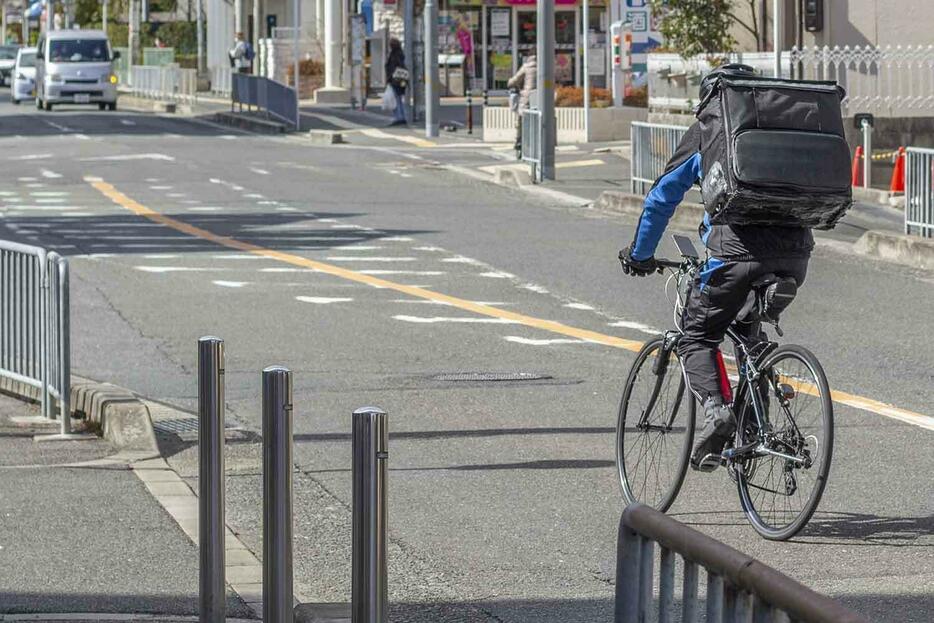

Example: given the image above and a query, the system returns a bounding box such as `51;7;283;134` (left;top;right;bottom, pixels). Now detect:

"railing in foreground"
211;66;233;98
906;146;934;238
521;108;543;183
232;73;300;130
129;64;198;105
615;504;868;623
630;121;690;195
0;240;71;435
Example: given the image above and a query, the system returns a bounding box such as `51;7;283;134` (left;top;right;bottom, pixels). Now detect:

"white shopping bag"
381;85;396;111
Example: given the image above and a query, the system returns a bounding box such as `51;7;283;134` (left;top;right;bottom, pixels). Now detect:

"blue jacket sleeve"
631;152;702;260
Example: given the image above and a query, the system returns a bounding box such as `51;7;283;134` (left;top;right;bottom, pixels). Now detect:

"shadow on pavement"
294;425;614;443
0;105;243;138
0;591;250;617
1;211;437;258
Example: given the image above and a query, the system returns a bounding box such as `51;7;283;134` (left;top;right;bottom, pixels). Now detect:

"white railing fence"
630;121;690;194
905;146;934;238
790;45;934;118
211;66;233;97
129;65;198;105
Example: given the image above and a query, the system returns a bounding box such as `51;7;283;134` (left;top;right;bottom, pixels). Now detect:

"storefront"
438;0;609;94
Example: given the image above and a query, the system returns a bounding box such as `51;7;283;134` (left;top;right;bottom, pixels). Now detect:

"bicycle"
615;235;834;541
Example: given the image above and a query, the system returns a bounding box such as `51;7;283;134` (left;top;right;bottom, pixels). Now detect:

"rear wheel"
11;98;19;105
98;103;107;111
35;96;42;110
108;102;117;111
734;344;833;540
44;101;52;111
617;337;695;512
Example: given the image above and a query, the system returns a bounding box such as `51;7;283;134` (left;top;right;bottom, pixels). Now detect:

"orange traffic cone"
851;146;863;187
889;147;906;193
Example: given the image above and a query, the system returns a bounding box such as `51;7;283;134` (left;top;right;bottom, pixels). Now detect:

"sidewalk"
0;393;253;619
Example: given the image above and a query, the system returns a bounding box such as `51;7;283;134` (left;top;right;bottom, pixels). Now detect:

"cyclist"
619;64;814;472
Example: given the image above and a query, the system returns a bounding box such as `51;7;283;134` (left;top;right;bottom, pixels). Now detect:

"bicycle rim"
617;338;695;512
735;345;834;540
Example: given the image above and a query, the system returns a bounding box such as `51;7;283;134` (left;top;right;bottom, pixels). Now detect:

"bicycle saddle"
738;274;798;325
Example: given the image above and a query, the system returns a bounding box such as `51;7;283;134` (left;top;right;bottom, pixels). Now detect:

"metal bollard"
199;337;226;623
466;89;473;135
352;407;388;623
263;366;294;623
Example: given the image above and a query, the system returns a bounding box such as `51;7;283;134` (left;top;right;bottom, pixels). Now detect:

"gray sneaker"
691;398;736;472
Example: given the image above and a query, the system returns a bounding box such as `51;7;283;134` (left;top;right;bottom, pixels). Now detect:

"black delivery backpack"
696;74;852;229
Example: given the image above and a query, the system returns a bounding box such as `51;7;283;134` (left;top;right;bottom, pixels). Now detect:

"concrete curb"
293;603;350;623
594;190;705;231
0;375;158;454
854;229;934;270
492;166;533;187
117;93;181;114
214;111;288;134
306;129;344;144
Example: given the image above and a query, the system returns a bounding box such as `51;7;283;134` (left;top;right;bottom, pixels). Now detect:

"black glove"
619;246;657;277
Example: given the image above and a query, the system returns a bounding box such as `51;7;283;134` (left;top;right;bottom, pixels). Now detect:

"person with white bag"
384;38;409;126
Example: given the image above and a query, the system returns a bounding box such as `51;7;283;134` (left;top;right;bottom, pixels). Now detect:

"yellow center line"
86;178;934;432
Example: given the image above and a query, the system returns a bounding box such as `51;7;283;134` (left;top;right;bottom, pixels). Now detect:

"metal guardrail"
905;146;934;238
521;108;543;183
615;504;868;623
211;66;233;97
630;121;690;195
129;64;198;105
231;73;299;130
0;240;71;435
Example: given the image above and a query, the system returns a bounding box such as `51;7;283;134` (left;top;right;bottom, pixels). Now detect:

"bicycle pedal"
693;453;722;473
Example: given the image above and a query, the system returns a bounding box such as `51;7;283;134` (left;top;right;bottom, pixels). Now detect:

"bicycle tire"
734;344;834;541
617;337;695;512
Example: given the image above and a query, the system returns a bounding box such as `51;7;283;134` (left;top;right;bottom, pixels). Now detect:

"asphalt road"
0;92;931;621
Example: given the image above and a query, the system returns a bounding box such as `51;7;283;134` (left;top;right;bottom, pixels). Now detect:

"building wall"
803;0;933;48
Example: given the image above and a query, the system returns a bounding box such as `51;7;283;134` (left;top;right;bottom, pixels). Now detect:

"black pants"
676;257;809;403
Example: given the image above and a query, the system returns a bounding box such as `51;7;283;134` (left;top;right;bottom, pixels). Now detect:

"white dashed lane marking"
504;336;593;346
296;296;354;304
213;280;248;288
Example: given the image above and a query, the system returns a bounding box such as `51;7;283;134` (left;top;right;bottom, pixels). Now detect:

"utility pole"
128;0;139;64
402;0;413;123
423;0;438;137
772;0;782;77
196;0;204;72
324;0;340;87
1;5;7;46
234;0;242;36
253;0;263;75
292;0;299;125
102;0;108;34
46;0;53;32
582;0;590;142
537;0;555;180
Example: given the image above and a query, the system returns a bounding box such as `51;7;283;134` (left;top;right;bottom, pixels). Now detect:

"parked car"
35;30;119;111
11;47;37;104
0;44;19;86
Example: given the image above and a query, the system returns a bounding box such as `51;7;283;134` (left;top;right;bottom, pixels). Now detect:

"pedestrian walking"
385;38;409;126
228;32;254;74
507;53;537;152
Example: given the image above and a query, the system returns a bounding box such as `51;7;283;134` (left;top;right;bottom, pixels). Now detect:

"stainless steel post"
56;257;70;435
537;0;556;180
352;407;388;623
196;0;204;73
423;0;439;138
263;366;294;623
862;119;872;188
198;336;226;623
582;0;590;142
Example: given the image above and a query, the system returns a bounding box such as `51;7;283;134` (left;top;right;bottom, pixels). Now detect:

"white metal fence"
905;146;934;238
0;241;71;435
790;45;934;117
211;66;233;97
129;65;198;105
630;121;690;194
521;109;543;183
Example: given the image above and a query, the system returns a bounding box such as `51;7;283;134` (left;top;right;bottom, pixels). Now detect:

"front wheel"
734;344;833;540
616;337;695;512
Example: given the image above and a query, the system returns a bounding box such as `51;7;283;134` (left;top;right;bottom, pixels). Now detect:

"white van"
35;30;119;111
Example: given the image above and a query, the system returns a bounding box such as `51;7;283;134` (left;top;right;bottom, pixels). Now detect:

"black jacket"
386;48;407;95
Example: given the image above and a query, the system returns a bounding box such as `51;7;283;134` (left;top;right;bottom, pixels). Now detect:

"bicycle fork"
637;335;683;431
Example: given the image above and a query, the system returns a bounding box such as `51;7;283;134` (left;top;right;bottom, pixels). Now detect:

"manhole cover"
432;372;553;382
